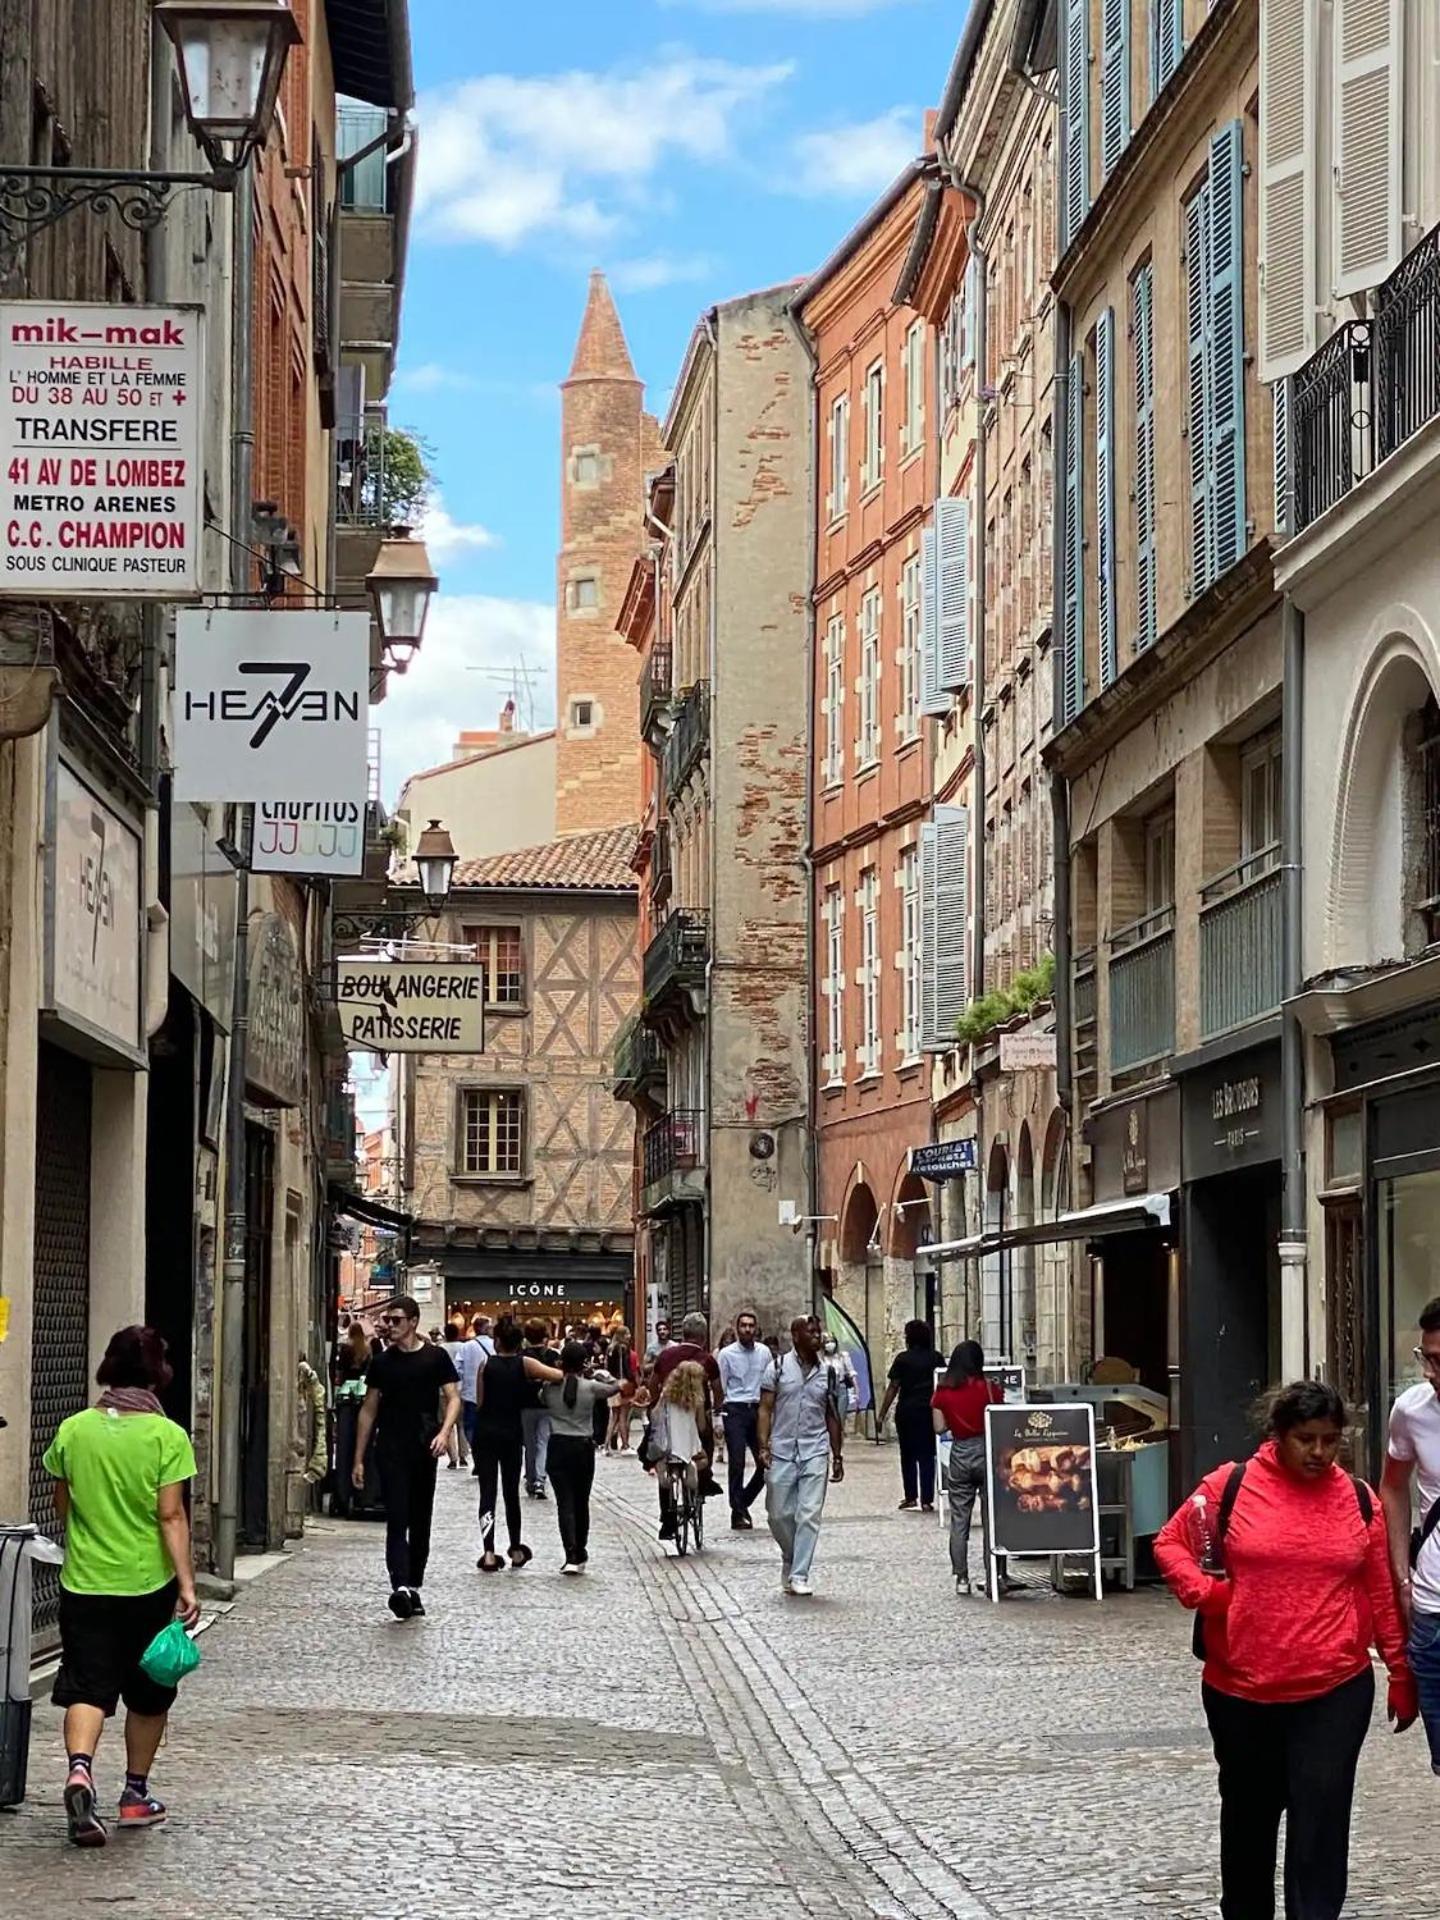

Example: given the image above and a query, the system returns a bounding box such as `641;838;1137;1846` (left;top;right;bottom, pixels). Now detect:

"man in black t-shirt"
353;1296;460;1618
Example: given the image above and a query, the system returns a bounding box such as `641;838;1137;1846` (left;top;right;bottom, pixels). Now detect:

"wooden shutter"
1062;350;1085;721
1334;0;1404;299
1062;0;1090;250
1208;121;1247;577
922;806;970;1050
1133;264;1158;649
919;523;949;715
936;495;970;692
1185;181;1212;597
1096;307;1118;687
1101;0;1130;179
1259;0;1314;378
1150;0;1183;100
919;822;938;1046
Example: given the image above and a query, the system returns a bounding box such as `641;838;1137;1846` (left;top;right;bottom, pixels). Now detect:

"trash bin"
0;1524;64;1808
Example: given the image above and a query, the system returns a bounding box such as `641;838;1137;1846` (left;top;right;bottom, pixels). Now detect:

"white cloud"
790;106;919;198
609;253;716;293
396;361;481;394
376;593;554;804
417;55;792;251
419;494;501;561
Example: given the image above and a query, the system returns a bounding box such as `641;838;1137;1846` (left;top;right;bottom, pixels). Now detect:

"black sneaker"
658;1517;676;1542
731;1512;753;1531
408;1590;426;1617
387;1588;414;1620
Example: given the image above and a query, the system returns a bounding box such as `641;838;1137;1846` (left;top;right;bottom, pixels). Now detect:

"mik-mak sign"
0;300;203;597
172;609;370;803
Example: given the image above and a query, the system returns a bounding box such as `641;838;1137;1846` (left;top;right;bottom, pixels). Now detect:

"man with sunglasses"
353;1296;461;1619
1381;1295;1440;1779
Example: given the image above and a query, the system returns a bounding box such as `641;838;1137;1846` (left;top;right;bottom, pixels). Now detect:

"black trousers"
548;1435;596;1563
1202;1666;1374;1920
897;1406;936;1504
376;1446;437;1590
723;1405;765;1515
474;1428;524;1555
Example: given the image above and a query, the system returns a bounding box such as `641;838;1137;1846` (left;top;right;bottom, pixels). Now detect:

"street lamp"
367;532;438;676
412;820;459;912
0;0;300;273
331;817;460;946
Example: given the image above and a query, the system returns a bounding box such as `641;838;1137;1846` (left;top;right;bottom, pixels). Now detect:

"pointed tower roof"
564;270;640;384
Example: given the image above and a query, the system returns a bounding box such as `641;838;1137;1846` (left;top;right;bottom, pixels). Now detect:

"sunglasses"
381;1312;410;1326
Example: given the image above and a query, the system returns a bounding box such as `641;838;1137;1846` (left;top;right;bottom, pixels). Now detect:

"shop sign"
337;960;486;1054
172;610;369;802
0;301;203;597
984;1401;1100;1566
1122;1103;1148;1194
999;1031;1058;1073
46;760;143;1061
252;800;365;877
1088;1086;1181;1203
247;912;305;1107
168;801;237;1029
1182;1044;1282;1182
910;1137;977;1179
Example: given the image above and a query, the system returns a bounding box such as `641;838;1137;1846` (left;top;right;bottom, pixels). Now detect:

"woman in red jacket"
1155;1380;1417;1920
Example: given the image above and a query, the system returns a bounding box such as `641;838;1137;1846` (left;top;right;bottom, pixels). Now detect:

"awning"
327;1182;415;1242
925;1191;1173;1264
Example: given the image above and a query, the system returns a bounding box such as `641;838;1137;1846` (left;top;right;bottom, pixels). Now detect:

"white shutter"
936;495;970;692
919;524;948;716
1333;0;1404;298
921;805;970;1051
1259;0;1314;378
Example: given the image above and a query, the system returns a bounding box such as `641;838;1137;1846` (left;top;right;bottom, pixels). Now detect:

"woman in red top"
1155;1380;1417;1920
930;1342;1003;1596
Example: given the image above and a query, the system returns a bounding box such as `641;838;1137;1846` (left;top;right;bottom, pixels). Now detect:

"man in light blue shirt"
452;1329;488;1455
718;1311;773;1531
759;1316;844;1596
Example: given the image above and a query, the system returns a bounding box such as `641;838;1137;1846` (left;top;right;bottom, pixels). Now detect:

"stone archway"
838;1177;882;1386
889;1170;935;1358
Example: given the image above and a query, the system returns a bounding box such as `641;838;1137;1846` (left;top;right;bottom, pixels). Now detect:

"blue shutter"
919;524;949;715
1062;0;1090;249
1095;308;1118;688
1133;264;1157;649
1208;120;1247;576
936;496;970;692
1062;350;1085;722
1185;181;1211;597
1101;0;1130;179
1150;0;1183;99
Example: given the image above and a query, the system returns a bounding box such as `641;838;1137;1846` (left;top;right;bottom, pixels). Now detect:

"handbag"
139;1619;201;1689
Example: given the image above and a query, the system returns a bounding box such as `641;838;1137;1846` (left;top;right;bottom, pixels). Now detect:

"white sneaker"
561;1562;580;1575
788;1575;813;1596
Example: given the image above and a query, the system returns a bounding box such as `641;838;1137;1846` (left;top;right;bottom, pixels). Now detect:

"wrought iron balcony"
612;1017;666;1101
1109;906;1175;1077
641;643;673;745
336;405;388;529
643;1108;703;1191
1072;945;1098;1102
665;680;710;795
1199;845;1283;1039
643;909;709;1007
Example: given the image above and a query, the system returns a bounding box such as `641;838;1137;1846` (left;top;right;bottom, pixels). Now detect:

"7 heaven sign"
172;609;370;803
0;301;203;597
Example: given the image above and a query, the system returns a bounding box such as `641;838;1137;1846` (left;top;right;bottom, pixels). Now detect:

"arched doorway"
891;1171;935;1338
1039;1109;1074;1378
984;1141;1010;1360
839;1179;882;1381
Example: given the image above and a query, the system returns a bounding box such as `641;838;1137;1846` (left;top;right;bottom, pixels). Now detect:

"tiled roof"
454;823;639;894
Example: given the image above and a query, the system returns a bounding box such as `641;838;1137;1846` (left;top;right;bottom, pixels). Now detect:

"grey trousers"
521;1406;551;1491
946;1436;989;1581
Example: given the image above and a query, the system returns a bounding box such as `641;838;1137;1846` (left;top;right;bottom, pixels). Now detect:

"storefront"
428;1241;636;1336
1085;1086;1181;1418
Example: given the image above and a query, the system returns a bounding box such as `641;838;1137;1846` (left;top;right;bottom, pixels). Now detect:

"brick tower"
555;272;659;835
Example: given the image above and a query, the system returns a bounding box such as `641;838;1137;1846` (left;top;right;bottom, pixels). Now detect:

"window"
572;446;599;488
940;290;962;417
861;360;884;490
1185;124;1247;600
822;884;845;1080
823;613;844;785
1145;809;1176;914
1132;261;1157;651
901;320;925;455
900;844;921;1058
828;391;849;520
460;1089;524;1177
568;697;596;733
899;554;922;739
568;574;599;613
1151;0;1183;102
1241;728;1283;861
859;866;880;1075
463;924;525;1004
857;588;881;766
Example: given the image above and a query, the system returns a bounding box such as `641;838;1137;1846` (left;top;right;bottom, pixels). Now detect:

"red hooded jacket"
1153;1441;1410;1704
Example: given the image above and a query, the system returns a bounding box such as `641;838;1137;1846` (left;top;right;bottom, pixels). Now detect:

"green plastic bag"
139;1620;201;1689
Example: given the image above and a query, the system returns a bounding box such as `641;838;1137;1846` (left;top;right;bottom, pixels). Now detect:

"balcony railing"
643;909;709;1005
612;1018;666;1099
641;643;672;743
1291;222;1440;533
1109;906;1175;1076
1199;845;1283;1038
336;406;387;528
650;819;673;907
643;1108;702;1189
665;680;710;794
1072;945;1098;1098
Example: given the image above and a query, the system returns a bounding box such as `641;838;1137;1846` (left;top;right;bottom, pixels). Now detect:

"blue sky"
374;0;964;798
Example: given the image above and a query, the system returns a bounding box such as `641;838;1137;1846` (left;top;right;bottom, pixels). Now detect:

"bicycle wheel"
673;1471;691;1556
691;1482;704;1553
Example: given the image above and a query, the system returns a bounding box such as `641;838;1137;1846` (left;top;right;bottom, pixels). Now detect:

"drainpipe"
1051;299;1074;1129
966;210;989;1008
1279;593;1307;1379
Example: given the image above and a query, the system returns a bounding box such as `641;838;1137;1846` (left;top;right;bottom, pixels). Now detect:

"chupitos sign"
337;960;485;1054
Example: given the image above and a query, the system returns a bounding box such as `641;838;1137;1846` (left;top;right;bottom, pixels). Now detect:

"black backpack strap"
1213;1460;1248;1552
1411;1495;1440;1567
1350;1476;1373;1528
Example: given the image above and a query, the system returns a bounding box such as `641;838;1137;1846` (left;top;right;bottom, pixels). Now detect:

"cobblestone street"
3;1448;1430;1918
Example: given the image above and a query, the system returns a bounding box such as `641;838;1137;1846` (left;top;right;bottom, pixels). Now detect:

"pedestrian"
646;1312;723;1543
471;1314;495;1355
440;1320;472;1471
42;1325;200;1848
1154;1380;1417;1920
877;1319;946;1512
718;1309;772;1531
1381;1292;1440;1781
820;1333;858;1425
604;1325;640;1452
474;1317;562;1573
352;1294;461;1620
643;1318;672;1368
521;1318;561;1496
447;1318;487;1465
931;1341;1004;1596
758;1317;844;1598
542;1342;622;1574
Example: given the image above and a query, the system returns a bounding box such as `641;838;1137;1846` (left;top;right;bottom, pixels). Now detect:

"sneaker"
64;1770;106;1848
658;1517;677;1542
898;1499;917;1511
387;1588;414;1620
561;1561;582;1576
408;1590;426;1617
954;1576;972;1597
788;1575;813;1597
533;1487;548;1500
730;1512;750;1531
921;1503;936;1514
116;1789;167;1831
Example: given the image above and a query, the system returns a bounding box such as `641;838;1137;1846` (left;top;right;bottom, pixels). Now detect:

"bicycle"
663;1456;705;1556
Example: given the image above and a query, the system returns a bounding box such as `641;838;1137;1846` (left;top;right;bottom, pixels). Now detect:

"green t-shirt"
43;1407;196;1596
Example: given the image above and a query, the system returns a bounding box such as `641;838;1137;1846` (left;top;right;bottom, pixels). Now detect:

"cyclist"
646;1312;721;1543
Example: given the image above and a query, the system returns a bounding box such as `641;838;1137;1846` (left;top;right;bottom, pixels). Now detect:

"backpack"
1411;1494;1440;1569
1191;1458;1373;1660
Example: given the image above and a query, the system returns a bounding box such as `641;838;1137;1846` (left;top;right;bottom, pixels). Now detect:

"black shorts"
51;1580;181;1718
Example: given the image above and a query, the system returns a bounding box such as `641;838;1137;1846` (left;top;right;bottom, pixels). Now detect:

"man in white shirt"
758;1316;843;1597
1381;1293;1440;1778
718;1310;772;1532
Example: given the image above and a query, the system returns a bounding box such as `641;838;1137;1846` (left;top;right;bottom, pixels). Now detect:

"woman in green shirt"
43;1324;199;1849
